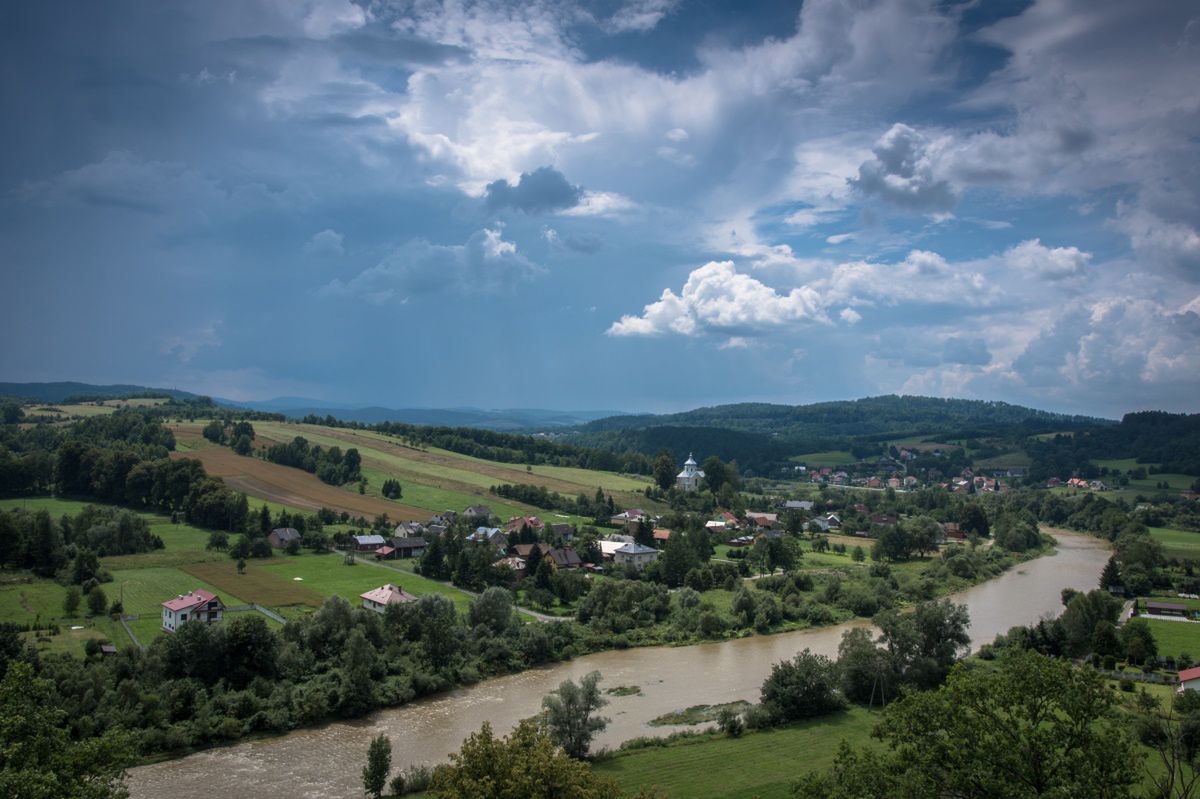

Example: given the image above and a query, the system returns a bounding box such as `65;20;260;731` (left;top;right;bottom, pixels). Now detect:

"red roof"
162;590;217;612
1179;666;1200;683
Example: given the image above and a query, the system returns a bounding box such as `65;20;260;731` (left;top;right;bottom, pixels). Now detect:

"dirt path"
170;448;428;521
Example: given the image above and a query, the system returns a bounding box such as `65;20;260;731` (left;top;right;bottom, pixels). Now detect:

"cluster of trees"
0;504;163;584
0;408;250;532
301;418;661;476
263;436;361;486
988;585;1162;666
203;419;256;455
8;588;583;760
1027;410;1200;480
381;479;403;499
795;649;1140;799
490;483;616;520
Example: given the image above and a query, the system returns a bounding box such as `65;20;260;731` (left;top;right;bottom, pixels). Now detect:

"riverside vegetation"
1;395;1198;797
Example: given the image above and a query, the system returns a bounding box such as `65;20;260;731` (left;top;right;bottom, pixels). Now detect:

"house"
463;504;493;519
388;536;427;558
546;547;583;570
903;475;919;488
1146;601;1190;618
942;522;966;541
887;477;902;490
1178;666;1200;694
652;528;672;546
598;535;635;560
824;513;842;529
866;477;883;489
351;534;386;552
428;511;458;526
781;500;814;512
427;524;448;538
610;509;648;526
493;556;527;580
505;515;545;534
161;589;224;633
720;511;740;526
99;643;118;657
395;521;428;538
705;520;728;532
676;454;705;492
550;522;576;542
730;535;757;547
469;527;509;550
869;513;898;527
360;583;417;613
806;518;831;533
613;542;660;571
512;541;543;556
745;512;778;529
374;545;397;560
1046;477;1063;487
1066;478;1089;489
267;527;301;549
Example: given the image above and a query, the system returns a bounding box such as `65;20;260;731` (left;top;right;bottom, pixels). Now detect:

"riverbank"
125;529;1109;799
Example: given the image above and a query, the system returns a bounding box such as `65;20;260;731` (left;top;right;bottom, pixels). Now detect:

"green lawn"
1149;527;1200;558
0;579;72;625
108;566;248;617
259;551;474;611
1143;618;1200;660
594;708;879;798
789;451;854;467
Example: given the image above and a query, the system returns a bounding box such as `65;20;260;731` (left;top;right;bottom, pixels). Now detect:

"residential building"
267;527;301;549
388;536;427;558
351;534;386;552
463;504;493;519
1178;666;1200;694
161;590;224;633
360;584;417;613
613;542;660;571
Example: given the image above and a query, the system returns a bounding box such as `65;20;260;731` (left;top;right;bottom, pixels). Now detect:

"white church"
676;453;705;491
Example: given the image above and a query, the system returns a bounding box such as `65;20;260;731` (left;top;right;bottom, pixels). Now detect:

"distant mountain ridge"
578;396;1112;439
0;381;623;431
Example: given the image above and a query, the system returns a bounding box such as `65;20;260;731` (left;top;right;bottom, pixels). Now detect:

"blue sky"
1;0;1198;418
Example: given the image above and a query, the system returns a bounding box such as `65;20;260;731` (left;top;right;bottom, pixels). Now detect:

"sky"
1;0;1198;419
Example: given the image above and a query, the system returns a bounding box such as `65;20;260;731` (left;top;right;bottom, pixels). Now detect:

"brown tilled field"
180;560;324;608
169;446;428;520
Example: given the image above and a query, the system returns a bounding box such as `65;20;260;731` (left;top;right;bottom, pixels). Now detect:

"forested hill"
0;381;202;403
566;396;1112;477
576;396;1109;441
1028;411;1200;479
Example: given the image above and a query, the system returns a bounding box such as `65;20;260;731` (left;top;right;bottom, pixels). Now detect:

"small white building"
161;589;224;633
613;542;660;571
360;583;417;614
676;453;705;492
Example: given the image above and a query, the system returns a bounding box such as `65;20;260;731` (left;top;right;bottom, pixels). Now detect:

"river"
127;529;1108;799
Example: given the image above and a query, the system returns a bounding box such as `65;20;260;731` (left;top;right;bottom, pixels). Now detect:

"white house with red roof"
360;583;417;614
161;589;224;632
1178;666;1200;693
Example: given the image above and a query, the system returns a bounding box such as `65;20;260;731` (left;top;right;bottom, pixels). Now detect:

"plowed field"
170;446;427;520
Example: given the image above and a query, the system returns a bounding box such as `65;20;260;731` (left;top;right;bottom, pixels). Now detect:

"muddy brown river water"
128;529;1109;799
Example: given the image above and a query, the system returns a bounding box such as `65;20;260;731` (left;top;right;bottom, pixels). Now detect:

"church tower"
676;453;705;492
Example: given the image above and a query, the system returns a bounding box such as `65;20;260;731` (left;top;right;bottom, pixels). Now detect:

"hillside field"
169;419;657;526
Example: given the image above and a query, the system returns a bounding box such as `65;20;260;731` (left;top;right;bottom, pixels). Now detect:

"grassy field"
258;551;474;611
594;708;879;798
171;420;645;526
1149;527;1200;559
1143;618;1200;660
789;451;854;467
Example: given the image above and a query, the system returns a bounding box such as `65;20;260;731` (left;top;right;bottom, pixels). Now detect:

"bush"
389;764;432;795
760;650;846;724
716;707;744;738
